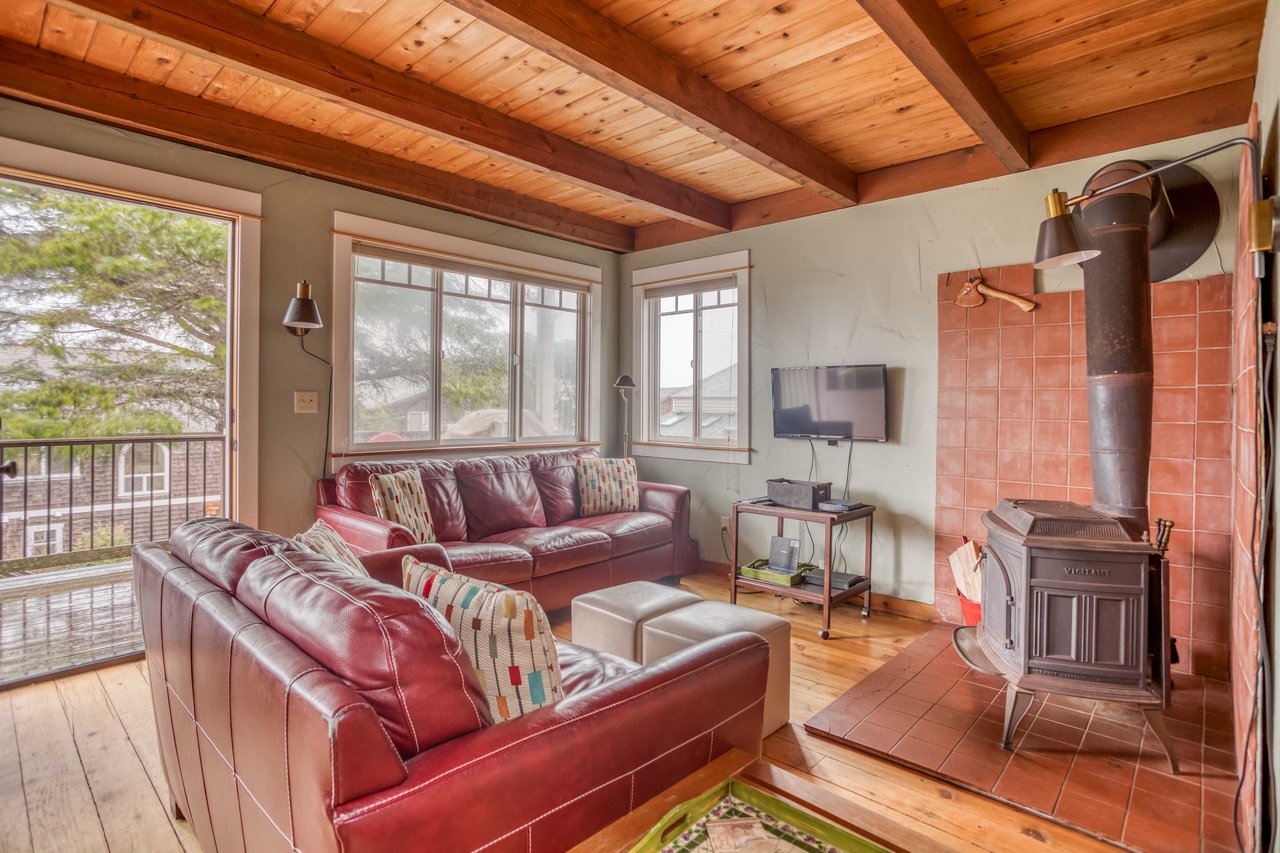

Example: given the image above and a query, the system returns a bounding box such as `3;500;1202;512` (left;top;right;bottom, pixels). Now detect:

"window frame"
332;213;602;457
117;442;171;497
632;250;751;466
26;522;65;557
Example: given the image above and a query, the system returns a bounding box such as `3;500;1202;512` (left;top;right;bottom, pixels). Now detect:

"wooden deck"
0;573;1115;852
0;562;141;688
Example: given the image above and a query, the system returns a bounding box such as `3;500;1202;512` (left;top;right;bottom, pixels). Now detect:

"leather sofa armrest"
358;544;453;587
315;504;416;554
639;481;696;574
637;480;688;519
316;476;339;507
333;633;768;852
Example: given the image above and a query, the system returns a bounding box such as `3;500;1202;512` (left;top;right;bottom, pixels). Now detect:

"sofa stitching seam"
333;642;766;822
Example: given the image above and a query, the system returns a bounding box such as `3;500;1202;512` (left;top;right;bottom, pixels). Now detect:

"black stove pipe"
1079;161;1160;539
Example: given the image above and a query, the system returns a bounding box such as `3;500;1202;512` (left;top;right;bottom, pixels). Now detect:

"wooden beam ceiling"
0;35;635;251
42;0;733;232
853;0;1031;173
634;78;1254;250
446;0;861;206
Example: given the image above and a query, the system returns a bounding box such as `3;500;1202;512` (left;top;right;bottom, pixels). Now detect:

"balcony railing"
0;434;224;687
1;434;225;573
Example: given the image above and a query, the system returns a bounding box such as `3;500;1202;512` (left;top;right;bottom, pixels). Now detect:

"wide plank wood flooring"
1;572;1116;852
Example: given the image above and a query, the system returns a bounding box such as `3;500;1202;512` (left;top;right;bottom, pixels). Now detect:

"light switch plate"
294;390;319;414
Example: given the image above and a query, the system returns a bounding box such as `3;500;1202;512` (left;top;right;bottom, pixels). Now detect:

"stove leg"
1141;707;1181;775
1001;685;1033;749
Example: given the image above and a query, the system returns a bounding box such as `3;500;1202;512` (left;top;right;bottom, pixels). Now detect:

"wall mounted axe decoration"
955;276;1037;312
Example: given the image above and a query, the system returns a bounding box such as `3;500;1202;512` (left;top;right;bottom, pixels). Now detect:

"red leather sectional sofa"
316;447;698;610
135;518;768;852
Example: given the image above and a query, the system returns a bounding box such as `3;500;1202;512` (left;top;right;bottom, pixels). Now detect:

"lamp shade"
614;374;636;390
1033;191;1100;269
283;280;323;336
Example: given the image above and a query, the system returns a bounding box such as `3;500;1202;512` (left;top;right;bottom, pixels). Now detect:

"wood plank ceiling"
0;0;1266;252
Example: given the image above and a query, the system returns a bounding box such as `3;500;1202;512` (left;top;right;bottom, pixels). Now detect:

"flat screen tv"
771;364;888;442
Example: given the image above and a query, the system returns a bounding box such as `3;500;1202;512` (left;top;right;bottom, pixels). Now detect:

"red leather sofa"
315;447;698;610
136;518;768;853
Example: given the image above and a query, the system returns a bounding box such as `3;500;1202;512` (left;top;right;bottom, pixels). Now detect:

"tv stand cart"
728;500;876;640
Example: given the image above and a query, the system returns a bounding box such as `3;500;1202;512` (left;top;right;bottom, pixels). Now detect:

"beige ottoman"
570;581;703;662
642;601;791;734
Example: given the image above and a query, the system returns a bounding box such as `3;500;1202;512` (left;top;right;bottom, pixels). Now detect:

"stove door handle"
985;548;1016;650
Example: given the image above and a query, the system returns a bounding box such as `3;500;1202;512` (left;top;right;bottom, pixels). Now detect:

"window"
633;251;750;465
336;221;596;453
26;523;64;557
118;443;169;496
5;446;81;480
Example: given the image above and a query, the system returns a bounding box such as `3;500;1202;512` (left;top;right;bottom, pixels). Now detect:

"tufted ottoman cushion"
570;581;702;662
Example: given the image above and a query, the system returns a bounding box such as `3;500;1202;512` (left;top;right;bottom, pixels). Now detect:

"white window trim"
631;250;751;466
331;212;603;457
0;137;262;526
117;443;171;497
26;522;65;555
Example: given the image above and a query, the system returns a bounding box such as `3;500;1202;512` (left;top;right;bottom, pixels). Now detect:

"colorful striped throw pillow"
403;557;563;722
576;457;639;517
369;468;436;544
293;519;368;575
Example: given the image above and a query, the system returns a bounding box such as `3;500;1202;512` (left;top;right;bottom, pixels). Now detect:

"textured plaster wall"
619;127;1243;605
0;98;621;538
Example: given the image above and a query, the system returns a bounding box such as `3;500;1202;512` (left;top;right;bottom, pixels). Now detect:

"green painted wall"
0;98;621;537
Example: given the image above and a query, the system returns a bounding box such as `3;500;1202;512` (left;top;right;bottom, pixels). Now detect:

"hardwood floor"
0;574;1115;852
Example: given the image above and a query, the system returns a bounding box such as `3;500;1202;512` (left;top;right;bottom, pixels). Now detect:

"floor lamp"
614;374;635;458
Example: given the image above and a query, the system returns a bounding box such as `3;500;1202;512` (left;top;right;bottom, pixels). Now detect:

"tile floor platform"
804;625;1238;852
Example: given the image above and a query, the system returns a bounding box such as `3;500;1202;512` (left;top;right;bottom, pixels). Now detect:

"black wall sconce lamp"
282;279;332;476
1034;137;1277;279
282;280;324;336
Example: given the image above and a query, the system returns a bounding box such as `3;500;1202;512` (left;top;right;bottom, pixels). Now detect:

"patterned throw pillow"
369;468;436;544
403;557;564;722
293;519;368;576
576;457;639;517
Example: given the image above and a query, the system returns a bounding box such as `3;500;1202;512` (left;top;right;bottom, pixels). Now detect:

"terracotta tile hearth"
805;627;1237;852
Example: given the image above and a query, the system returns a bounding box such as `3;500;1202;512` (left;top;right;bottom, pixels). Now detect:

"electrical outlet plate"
294;390;319;414
720;516;731;532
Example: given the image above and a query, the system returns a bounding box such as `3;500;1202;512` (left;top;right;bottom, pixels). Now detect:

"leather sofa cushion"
555;640;640;695
483;526;612;577
437;542;534;586
454;456;547;539
528;447;599;525
335;461;468;543
237;551;491;757
169;518;305;593
563;512;672;557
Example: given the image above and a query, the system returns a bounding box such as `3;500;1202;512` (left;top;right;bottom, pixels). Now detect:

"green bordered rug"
632;778;889;853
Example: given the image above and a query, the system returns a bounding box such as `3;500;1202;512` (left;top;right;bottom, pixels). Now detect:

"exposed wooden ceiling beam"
634;78;1253;251
42;0;730;232
447;0;860;205
0;36;634;252
854;0;1031;173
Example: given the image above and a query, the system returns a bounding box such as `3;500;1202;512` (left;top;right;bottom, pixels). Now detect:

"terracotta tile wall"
1229;108;1261;849
934;264;1235;681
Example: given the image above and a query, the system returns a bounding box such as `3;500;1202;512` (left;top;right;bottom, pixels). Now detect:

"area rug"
804;625;1237;851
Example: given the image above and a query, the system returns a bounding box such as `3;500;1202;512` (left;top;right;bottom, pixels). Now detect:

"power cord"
298;336;333;479
1237;323;1276;853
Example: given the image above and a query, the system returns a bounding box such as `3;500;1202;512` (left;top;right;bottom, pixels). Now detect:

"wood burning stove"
952;158;1213;774
953;499;1177;771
